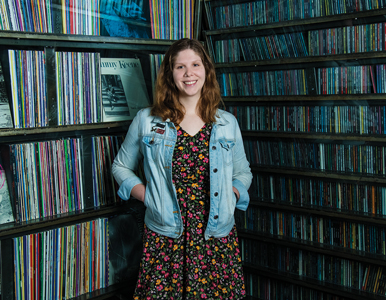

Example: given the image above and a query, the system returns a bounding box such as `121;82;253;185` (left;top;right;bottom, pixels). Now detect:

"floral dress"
133;123;246;300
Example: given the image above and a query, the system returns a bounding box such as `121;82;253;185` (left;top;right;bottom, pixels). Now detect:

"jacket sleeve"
112;110;144;200
232;118;253;211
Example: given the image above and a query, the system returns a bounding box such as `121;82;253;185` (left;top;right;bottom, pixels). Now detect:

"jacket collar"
151;115;167;124
214;109;228;126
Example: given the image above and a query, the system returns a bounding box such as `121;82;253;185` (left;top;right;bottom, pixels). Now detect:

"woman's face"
172;49;206;101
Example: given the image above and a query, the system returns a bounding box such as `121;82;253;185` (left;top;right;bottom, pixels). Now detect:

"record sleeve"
100;58;150;122
0;157;14;224
0;60;13;128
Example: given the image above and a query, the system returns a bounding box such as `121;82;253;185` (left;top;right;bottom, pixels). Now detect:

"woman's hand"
131;184;146;203
232;187;240;201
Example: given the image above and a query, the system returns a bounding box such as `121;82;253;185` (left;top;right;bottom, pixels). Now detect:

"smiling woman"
112;38;252;299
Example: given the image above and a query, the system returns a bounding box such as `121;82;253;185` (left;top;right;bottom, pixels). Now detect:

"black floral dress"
133;123;246;300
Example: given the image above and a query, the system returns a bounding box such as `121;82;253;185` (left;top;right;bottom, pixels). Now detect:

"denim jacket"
112;107;252;240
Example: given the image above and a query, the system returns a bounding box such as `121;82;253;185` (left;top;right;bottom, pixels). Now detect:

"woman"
112;38;252;299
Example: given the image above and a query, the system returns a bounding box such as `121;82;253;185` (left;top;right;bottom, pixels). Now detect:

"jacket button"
213;168;218;173
212;146;216;150
214;215;218;219
214;192;218;196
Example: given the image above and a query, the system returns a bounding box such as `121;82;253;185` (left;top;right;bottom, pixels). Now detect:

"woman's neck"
179;95;200;115
178;98;205;136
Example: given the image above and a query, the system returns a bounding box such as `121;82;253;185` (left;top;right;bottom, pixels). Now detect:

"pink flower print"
173;274;179;279
182;172;187;177
197;228;202;234
183;154;190;159
164;256;170;262
203;158;209;163
157;265;162;270
189;142;194;145
194;274;198;279
199;166;205;171
156;285;163;291
173;263;180;269
198;255;204;260
222;263;227;269
207;250;213;255
221;237;228;243
201;294;207;299
192;146;198;152
234;273;238;278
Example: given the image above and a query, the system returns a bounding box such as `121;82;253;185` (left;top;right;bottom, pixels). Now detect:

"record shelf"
203;0;386;299
0;25;171;300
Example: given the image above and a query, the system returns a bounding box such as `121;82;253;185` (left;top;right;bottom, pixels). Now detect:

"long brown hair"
151;38;223;123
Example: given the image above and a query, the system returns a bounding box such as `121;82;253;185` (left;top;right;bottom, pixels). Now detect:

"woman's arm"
112;110;145;200
131;184;146;202
232;118;253;210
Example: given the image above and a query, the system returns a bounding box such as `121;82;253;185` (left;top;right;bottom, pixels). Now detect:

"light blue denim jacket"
112;107;252;240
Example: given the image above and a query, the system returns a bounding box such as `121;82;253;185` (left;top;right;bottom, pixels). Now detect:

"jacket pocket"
219;139;235;165
142;136;163;162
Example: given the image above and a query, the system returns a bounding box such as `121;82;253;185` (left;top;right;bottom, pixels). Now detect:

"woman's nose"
184;67;192;76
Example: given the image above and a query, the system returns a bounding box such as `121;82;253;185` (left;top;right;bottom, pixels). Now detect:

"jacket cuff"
117;177;144;200
233;178;250;211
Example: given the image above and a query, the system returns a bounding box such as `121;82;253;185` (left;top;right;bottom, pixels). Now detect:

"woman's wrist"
131;184;146;202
